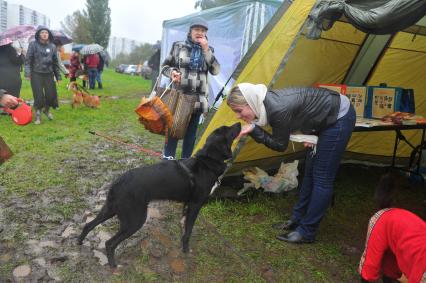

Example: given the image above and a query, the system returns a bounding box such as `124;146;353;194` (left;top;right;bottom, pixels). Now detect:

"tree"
194;0;237;10
61;11;92;44
85;0;111;47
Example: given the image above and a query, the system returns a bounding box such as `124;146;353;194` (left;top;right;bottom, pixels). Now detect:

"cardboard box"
365;86;402;118
314;83;346;95
346;86;368;117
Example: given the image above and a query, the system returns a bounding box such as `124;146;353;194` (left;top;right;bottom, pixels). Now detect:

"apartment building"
0;0;50;33
7;3;50;28
107;36;140;59
0;0;7;32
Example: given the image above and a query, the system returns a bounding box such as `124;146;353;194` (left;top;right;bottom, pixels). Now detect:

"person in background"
85;53;99;89
24;26;61;125
227;83;356;243
69;50;81;82
95;51;106;89
51;39;69;110
0;38;25;98
148;42;161;91
161;17;220;159
359;174;426;283
53;39;69;78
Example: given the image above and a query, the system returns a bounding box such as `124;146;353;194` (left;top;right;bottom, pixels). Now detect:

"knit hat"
189;17;208;30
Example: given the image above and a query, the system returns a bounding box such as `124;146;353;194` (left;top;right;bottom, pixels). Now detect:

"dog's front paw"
76;236;84;245
182;244;189;253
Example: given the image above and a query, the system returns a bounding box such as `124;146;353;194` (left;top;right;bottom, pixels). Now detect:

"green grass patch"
18;68;151;101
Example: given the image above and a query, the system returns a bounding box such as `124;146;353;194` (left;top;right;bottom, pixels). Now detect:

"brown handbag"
158;86;197;139
0;136;13;165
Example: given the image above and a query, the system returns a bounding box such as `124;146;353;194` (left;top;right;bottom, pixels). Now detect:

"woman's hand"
304;142;315;148
0;94;19;108
239;123;255;138
197;37;209;52
171;70;181;84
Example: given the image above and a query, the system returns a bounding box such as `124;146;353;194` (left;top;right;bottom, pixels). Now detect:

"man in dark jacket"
24;26;61;125
148;43;161;91
96;52;106;89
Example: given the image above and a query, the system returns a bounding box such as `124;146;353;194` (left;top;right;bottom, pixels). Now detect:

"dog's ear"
374;173;396;209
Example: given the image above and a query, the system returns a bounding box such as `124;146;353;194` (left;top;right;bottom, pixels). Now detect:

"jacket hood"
35;26;54;42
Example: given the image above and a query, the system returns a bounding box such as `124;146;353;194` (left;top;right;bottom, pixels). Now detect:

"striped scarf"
186;35;204;72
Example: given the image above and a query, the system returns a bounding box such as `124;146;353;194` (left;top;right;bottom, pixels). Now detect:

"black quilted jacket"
24;26;61;80
250;87;341;152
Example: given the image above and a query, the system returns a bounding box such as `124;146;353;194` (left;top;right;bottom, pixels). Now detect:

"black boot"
98;82;103;89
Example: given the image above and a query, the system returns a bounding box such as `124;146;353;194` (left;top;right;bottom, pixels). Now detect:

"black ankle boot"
98;83;103;89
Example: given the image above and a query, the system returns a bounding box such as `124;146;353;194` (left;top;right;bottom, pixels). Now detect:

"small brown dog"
68;82;100;108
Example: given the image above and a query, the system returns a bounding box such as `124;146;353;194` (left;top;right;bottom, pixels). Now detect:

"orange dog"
68;82;100;108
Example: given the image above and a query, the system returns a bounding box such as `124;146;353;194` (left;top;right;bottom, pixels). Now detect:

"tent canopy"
194;0;426;171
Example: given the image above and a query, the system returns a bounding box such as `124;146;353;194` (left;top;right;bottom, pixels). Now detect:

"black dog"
78;122;241;268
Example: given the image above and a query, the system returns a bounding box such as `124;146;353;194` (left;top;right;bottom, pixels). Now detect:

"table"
354;123;426;179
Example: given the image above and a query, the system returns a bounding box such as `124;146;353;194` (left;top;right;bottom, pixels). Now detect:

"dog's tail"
374;172;397;209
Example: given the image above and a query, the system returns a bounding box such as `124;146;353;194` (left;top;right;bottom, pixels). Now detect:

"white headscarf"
238;83;268;126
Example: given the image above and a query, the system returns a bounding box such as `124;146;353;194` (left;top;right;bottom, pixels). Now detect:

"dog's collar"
176;160;196;191
209;136;248;196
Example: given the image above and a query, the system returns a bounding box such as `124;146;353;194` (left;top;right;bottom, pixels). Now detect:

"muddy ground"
1;137;425;282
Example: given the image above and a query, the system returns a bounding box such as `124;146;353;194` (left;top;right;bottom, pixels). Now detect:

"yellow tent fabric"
194;0;426;167
348;32;426;156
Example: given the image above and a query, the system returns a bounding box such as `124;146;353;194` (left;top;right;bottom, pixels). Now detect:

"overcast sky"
9;0;197;44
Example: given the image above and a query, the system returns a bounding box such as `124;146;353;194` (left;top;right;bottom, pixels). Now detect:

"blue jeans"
96;70;103;84
88;68;98;89
292;105;356;240
163;112;202;159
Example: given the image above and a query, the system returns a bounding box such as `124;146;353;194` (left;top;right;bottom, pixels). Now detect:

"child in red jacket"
359;174;426;283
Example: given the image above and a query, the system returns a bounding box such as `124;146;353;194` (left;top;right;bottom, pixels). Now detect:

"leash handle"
0;98;25;113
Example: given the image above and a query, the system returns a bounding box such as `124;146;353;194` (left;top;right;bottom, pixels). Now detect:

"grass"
1;69;424;281
18;68;151;101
